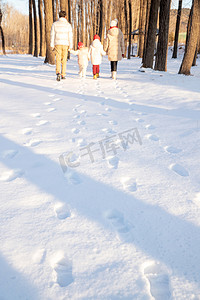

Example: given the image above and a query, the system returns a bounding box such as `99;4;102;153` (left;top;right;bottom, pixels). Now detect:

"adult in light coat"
104;19;125;80
50;10;73;81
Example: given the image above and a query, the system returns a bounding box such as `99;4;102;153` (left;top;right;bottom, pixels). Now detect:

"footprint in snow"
105;107;112;112
72;128;80;134
47;108;56;112
1;149;18;159
64;171;81;185
54;203;71;220
0;169;24;182
31;113;41;118
77;138;87;147
146;134;160;141
77;120;86;126
164;146;182;154
48;94;56;98
145;124;156;130
52;254;74;287
102;128;116;134
21;128;32;135
25;140;42;147
121;177;137;192
135;118;144;123
36;120;49;126
32;249;46;264
143;261;172;300
105;209;133;242
109;120;118;125
44;102;51;106
169;163;189;177
53;98;61;102
107;156;119;169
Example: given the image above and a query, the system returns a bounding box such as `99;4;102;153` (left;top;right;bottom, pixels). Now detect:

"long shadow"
1;77;200;121
1;134;200;285
0;253;39;299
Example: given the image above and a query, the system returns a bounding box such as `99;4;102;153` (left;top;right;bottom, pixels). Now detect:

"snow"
0;50;200;300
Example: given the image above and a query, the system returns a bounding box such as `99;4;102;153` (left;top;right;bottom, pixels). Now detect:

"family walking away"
50;11;125;81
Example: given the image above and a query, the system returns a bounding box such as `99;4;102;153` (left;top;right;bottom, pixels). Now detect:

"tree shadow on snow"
1;134;200;286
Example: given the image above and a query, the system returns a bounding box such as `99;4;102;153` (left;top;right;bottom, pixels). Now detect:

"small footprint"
107;156;119;169
32;249;46;264
31;113;41;118
146;134;160;141
143;261;172;300
105;107;112;112
0;169;24;182
44;102;51;106
52;254;74;287
72;128;80;134
48;94;55;98
105;209;133;242
77;120;86;126
54;203;71;220
77;138;87;147
53;98;61;102
146;124;156;130
21;128;32;135
25;140;42;147
121;177;137;192
135;118;144;123
36;120;48;126
47;108;56;112
1;149;18;159
109;120;118;125
102;128;116;134
169;163;189;177
164;146;182;154
64;171;81;185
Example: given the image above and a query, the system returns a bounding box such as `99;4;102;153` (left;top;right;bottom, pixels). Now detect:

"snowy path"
0;54;200;299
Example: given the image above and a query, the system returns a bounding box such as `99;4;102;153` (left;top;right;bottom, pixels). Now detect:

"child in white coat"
70;42;90;77
90;35;106;79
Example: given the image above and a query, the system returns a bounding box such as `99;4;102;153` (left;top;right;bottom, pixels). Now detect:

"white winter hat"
110;19;118;27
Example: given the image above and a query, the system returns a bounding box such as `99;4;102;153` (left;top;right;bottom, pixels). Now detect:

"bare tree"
179;0;200;75
142;0;160;68
32;0;38;57
172;0;182;58
38;0;45;56
43;0;55;64
127;0;132;59
154;0;171;71
29;0;33;54
138;0;147;58
0;9;6;54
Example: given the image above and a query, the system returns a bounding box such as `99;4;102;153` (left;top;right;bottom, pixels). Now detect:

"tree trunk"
29;0;33;54
38;0;45;57
32;0;38;57
138;0;147;58
60;0;66;11
128;0;132;59
43;0;55;64
179;0;200;75
142;0;151;62
142;0;160;68
154;0;171;71
124;0;128;57
0;9;6;55
172;0;182;58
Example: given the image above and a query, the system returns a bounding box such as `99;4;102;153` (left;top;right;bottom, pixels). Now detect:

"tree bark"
29;0;33;54
154;0;171;71
142;0;160;68
32;0;38;57
43;0;55;64
138;0;147;58
128;0;132;59
179;0;200;75
172;0;182;58
38;0;45;57
0;9;6;55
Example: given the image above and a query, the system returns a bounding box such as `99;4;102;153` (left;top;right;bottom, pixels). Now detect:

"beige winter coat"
104;27;125;61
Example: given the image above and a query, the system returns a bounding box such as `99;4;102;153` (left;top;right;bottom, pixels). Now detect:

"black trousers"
111;61;118;72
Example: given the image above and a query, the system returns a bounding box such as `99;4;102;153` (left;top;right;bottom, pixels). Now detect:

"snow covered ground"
0;51;200;300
